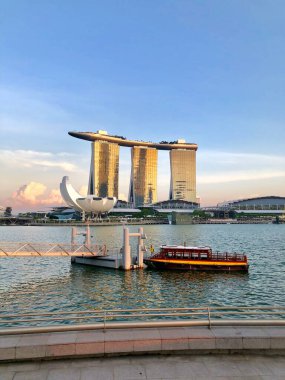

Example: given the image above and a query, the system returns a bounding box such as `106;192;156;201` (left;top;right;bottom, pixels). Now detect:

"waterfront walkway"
1;353;285;379
1;326;285;362
0;326;285;378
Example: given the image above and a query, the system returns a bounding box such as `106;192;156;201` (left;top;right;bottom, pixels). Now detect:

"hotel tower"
169;149;196;202
129;147;158;207
88;140;119;198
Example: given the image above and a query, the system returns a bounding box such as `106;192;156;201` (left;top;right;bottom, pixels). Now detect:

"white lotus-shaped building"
60;176;117;214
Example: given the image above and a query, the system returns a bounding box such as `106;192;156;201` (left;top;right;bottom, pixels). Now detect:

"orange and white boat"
144;245;249;272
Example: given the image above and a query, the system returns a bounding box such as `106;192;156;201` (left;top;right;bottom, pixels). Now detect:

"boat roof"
160;245;211;250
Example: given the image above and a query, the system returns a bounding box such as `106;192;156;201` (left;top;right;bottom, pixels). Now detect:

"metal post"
71;227;77;249
207;307;211;329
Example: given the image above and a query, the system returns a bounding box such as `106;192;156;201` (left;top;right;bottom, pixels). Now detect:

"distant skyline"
1;0;284;211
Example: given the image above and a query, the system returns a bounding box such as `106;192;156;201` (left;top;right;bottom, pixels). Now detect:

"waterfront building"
60;176;117;216
217;196;285;214
129;147;158;207
149;199;199;213
169;149;197;203
88;140;119;198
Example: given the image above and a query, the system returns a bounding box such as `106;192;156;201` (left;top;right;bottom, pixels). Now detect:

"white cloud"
199;151;285;165
79;185;88;196
0;149;78;172
10;182;64;208
12;182;47;203
40;189;64;205
198;170;285;184
197;150;285;184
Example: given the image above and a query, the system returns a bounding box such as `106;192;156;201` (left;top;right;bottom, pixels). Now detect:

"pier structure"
71;225;147;270
69;130;198;206
0;226;147;271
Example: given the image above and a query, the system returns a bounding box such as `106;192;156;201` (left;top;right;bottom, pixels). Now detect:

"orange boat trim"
148;259;248;267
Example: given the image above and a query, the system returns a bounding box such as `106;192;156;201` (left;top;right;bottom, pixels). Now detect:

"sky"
0;0;284;212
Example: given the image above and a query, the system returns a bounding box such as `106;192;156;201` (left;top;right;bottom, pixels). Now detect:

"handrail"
0;242;110;257
0;306;284;334
1;305;285;319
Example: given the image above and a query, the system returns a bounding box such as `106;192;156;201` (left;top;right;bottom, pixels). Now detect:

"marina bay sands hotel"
69;130;198;207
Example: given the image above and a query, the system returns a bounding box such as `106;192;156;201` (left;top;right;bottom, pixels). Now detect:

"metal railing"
0;306;284;335
0;242;107;257
151;251;247;262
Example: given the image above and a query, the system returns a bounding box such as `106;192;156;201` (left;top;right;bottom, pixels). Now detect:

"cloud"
40;189;64;205
197;150;285;184
199;151;285;166
79;185;88;196
12;182;47;203
198;170;285;184
0;149;78;172
10;182;64;208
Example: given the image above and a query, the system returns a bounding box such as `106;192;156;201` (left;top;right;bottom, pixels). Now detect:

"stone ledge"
0;326;284;362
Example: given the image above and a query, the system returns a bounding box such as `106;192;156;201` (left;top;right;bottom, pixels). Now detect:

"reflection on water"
0;224;284;318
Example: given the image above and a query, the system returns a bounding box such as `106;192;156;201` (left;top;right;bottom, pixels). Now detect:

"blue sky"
1;0;284;210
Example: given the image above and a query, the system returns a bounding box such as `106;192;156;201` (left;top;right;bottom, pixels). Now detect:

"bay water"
0;224;284;318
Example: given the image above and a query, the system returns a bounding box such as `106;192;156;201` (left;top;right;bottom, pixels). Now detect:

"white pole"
123;227;131;270
137;227;144;268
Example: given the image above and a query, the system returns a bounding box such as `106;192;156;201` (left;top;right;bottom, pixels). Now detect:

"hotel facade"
88;140;120;198
70;130;198;207
129;146;158;206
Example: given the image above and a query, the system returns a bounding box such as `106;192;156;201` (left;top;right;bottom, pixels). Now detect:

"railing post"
103;311;106;333
207;307;211;329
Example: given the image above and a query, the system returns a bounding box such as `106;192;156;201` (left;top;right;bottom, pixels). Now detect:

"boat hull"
144;259;249;272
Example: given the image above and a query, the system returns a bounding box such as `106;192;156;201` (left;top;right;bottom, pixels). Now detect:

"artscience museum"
60;176;117;215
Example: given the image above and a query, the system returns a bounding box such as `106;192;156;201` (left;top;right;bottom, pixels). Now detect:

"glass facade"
129;147;158;207
169;149;196;203
88;141;119;198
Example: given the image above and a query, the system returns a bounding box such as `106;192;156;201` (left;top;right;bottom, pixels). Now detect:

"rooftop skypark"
68;131;198;151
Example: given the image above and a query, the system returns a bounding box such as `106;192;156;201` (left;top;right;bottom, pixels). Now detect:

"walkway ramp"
0;242;107;257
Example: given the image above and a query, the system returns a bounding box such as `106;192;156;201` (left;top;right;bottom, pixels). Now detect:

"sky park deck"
68;131;198;151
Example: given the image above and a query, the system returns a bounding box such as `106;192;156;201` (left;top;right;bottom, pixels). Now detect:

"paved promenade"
0;354;285;379
0;326;284;378
1;326;285;362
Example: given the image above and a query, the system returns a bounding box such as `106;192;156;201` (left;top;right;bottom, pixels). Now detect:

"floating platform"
71;255;122;269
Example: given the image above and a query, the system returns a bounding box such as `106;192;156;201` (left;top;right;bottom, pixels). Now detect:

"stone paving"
0;354;285;379
1;326;285;362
